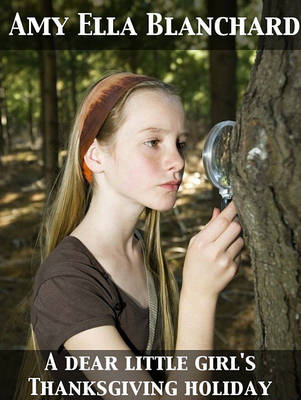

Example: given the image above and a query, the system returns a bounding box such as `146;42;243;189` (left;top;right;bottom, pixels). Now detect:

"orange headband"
79;72;156;183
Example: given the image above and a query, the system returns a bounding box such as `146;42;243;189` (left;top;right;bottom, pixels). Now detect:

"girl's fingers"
234;254;241;266
205;207;220;227
214;220;242;251
212;207;220;219
227;236;244;260
197;201;238;244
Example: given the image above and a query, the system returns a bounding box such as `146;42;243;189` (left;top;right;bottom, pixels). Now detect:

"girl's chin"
151;200;177;212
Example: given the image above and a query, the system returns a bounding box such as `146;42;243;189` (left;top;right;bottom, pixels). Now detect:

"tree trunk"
69;50;77;116
128;51;138;73
231;48;300;400
40;50;59;194
231;1;301;395
0;90;4;157
207;0;237;125
0;57;5;156
0;57;11;154
208;50;237;125
232;49;301;348
3;89;11;153
39;51;46;174
28;78;35;147
207;0;237;208
40;0;59;194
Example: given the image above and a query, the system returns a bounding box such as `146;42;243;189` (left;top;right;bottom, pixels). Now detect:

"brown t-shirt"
31;235;162;353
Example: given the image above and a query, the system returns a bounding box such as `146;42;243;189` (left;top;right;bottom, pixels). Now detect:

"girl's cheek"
141;147;162;165
127;156;159;183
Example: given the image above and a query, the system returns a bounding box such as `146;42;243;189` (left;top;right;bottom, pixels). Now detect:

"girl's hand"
182;201;244;301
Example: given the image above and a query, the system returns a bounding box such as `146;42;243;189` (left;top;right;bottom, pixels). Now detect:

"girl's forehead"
113;92;187;147
122;89;185;124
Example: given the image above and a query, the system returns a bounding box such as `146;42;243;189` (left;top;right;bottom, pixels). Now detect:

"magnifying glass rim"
202;120;236;191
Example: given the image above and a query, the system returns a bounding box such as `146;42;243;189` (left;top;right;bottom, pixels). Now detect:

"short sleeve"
31;275;116;352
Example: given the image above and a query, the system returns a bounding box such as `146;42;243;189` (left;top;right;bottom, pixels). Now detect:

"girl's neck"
71;190;144;259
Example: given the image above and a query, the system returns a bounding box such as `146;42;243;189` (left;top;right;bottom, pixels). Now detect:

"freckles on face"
112;140;159;193
105;89;187;209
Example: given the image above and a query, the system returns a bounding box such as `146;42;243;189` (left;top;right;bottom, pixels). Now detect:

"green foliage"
2;51;40;144
164;50;209;120
2;49;254;149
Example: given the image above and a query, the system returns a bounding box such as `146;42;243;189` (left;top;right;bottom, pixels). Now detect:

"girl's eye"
144;140;159;148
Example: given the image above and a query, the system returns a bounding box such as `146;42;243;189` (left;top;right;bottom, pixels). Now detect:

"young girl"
30;71;243;391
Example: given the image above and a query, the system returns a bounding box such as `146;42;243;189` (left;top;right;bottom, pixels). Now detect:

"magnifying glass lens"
202;120;235;210
212;125;232;189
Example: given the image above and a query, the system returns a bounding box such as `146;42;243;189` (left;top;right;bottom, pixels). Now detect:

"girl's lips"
159;182;180;191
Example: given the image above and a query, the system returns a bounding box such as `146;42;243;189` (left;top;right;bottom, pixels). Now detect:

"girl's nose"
164;146;185;172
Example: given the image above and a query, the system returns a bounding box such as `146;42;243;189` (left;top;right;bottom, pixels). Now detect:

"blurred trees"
0;58;6;158
206;0;237;207
207;0;237;125
0;0;257;193
0;0;261;196
0;51;40;152
0;0;260;171
0;49;254;154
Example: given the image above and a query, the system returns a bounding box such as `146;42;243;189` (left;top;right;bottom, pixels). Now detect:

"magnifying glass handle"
221;197;232;211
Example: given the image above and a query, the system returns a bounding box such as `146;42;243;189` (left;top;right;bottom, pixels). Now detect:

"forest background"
0;45;256;351
1;0;298;355
2;0;301;398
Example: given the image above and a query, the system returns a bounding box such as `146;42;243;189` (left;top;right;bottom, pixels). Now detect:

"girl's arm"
176;200;242;349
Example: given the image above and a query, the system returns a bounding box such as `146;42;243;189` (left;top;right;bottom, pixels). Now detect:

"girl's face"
100;89;187;212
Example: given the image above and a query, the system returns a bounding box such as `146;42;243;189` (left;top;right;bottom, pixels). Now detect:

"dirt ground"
0;147;254;350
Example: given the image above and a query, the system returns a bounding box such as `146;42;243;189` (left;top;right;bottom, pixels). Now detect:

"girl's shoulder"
31;236;120;351
33;236;108;297
33;228;146;298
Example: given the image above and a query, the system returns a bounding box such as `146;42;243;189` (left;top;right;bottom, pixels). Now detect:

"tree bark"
232;49;301;349
231;47;301;399
230;4;300;397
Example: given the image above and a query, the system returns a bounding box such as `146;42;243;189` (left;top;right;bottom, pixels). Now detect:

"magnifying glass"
202;120;236;210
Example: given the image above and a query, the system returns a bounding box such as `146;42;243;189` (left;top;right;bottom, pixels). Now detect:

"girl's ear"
83;138;104;175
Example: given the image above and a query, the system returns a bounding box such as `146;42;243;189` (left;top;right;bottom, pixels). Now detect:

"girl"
30;71;243;392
